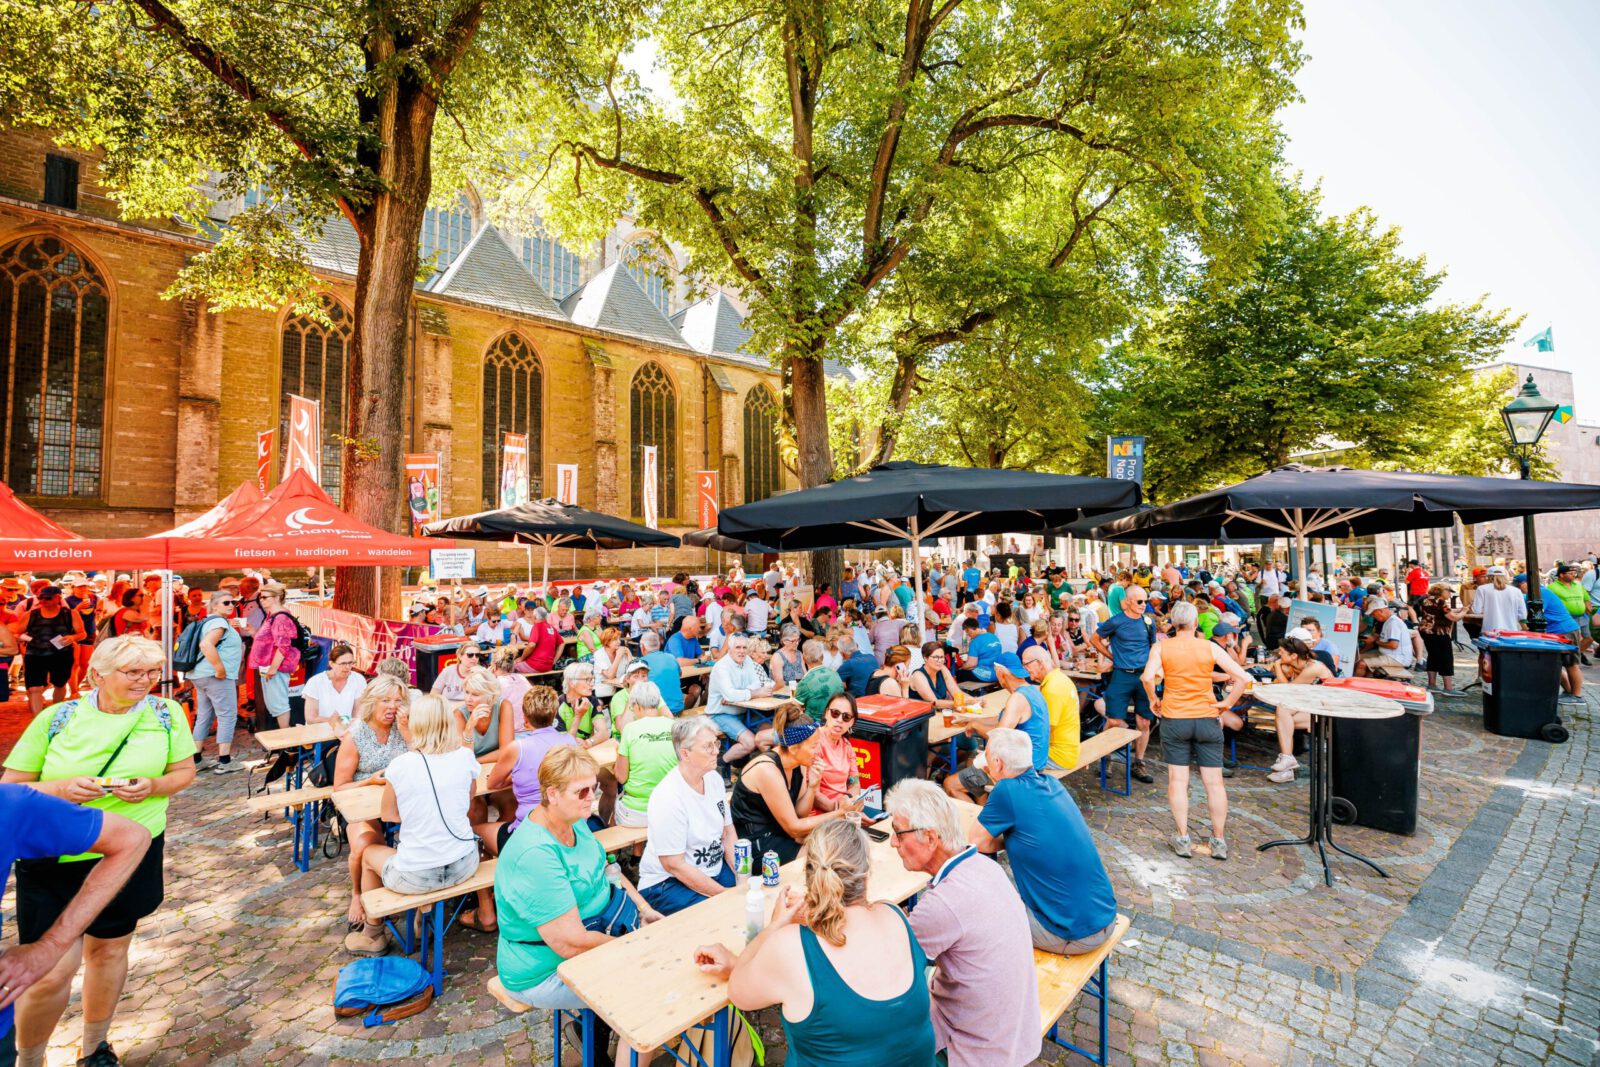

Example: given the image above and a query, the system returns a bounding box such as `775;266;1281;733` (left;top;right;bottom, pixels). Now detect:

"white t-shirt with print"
639;768;732;890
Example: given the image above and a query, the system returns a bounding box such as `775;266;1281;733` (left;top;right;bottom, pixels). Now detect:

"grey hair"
835;634;856;655
780;623;801;643
583;610;603;624
801;639;827;666
532;607;549;620
672;715;718;754
884;779;964;850
628;679;662;709
985;727;1033;775
1169;601;1198;630
639;631;662;652
208;589;234;607
1219;612;1241;627
562;660;595;690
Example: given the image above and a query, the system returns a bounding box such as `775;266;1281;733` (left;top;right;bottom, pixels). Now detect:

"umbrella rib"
1300;507;1379;535
920;511;975;539
1225;509;1298;536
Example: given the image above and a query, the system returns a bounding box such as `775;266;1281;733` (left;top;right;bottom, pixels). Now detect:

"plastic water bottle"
744;876;765;943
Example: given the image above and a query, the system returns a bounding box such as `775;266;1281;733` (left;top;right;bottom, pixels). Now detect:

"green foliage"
1084;178;1521;502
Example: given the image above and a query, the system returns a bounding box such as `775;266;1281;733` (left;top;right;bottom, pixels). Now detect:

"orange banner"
697;470;719;528
284;394;321;482
556;463;579;506
256;429;275;491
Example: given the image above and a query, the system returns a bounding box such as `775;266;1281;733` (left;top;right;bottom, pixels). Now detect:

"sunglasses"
220;599;237;605
569;785;596;801
826;708;855;722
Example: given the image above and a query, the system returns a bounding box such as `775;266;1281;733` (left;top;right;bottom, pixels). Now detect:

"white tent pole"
910;516;924;635
161;572;173;696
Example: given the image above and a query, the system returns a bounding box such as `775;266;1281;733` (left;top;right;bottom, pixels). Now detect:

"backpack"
332;956;434;1027
171;619;210;673
49;694;174;742
271;610;319;664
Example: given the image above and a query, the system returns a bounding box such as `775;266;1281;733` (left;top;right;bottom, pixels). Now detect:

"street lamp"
1500;373;1560;630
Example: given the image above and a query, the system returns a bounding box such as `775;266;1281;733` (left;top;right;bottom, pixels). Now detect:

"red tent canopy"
161;470;451;568
0;481;168;570
156;481;264;539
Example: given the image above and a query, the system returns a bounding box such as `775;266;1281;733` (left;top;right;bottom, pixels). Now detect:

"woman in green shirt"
575;611;604;661
2;635;197;1067
489;746;659;1066
613;681;676;828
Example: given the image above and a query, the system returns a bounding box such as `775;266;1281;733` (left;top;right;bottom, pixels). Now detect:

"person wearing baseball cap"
1355;598;1415;678
944;652;1050;805
1546;563;1591;663
610;657;655;724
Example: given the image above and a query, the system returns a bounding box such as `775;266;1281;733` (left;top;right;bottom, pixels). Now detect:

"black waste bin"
412;637;461;694
850;696;935;794
1476;634;1571;744
1326;681;1433;835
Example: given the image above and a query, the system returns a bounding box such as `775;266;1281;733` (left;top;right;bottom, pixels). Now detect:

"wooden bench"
1037;913;1131;1064
1045;726;1140;796
360;824;651;995
247;781;346;872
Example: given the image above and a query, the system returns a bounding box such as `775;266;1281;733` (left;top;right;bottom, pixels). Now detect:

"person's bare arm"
379;781;401;823
0;811;151;1010
1209;643;1252;710
1141;643;1165;715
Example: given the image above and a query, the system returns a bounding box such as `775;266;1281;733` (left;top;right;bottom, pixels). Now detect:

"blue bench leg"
1047;956;1110;1064
291;805;310;872
427;900;446;995
711;1007;731;1067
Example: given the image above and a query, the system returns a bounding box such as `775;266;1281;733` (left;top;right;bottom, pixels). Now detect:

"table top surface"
1251;683;1404;719
557;807;977;1050
254;722;339;752
721;693;796;712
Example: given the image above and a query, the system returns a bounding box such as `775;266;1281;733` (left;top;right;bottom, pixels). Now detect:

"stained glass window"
481;332;544;508
630;361;677;520
279;296;351;502
743;387;782;502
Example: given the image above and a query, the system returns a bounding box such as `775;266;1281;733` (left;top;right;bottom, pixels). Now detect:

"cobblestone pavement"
4;659;1598;1066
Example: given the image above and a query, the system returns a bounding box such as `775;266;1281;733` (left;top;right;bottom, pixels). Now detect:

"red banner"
404;453;440;536
696;470;719;529
256;430;275;491
284;394;321;482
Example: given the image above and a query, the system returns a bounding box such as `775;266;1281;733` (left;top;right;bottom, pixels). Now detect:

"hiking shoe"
1221;763;1235;779
77;1042;120;1067
1132;760;1155;784
212;759;239;774
343;924;389;956
1170;834;1192;858
1209;837;1228;861
1558;693;1584;705
1268;767;1298;784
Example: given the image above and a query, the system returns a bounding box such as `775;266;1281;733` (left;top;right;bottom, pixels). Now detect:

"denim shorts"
381;850;479;895
709;712;770;738
503;969;587;1011
258;669;291;716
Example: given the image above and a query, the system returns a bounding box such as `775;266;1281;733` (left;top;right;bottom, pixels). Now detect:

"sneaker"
1221;763;1236;779
77;1042;120;1067
1270;752;1297;772
1208;837;1228;861
1557;693;1584;705
1132;760;1155;784
343;924;389;956
1170;834;1193;858
212;759;239;774
1268;767;1298;784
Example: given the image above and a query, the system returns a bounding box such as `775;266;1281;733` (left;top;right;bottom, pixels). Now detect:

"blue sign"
1106;436;1146;484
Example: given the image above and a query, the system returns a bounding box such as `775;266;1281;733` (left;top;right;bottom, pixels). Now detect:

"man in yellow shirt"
1023;645;1079;770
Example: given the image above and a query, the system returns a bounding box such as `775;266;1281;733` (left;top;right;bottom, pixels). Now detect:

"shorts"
1;1020;13;1067
1028;909;1118;956
1560;651;1578;668
613;802;649;828
1159;717;1224;769
1360;652;1410;672
1102;668;1154;722
1420;632;1455;677
258;669;290;716
709;712;769;739
23;648;73;688
16;833;166;943
640;863;736;916
380;850;479;895
955;765;992;796
496;821;517;853
502;969;587;1012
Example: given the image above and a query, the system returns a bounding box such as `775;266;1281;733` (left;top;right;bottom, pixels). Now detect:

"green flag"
1523;326;1554;352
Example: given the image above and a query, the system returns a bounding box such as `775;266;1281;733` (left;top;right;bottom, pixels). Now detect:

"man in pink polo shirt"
885;779;1038;1067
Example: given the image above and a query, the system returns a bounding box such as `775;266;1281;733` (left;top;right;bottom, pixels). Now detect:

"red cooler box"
850;696;934;792
1320;676;1434;716
1321;676;1432;835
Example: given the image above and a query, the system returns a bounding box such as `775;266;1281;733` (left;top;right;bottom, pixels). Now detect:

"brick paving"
3;657;1598;1065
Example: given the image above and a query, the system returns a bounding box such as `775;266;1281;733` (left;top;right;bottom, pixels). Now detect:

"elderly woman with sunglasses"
189;588;246;773
2;636;197;1067
430;640;484;703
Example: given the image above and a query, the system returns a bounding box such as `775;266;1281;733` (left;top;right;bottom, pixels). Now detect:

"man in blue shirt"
970;729;1119;954
665;615;707;708
958;619;1002;684
833;634;879;697
961;561;982;604
0;785;151;1067
638;631;686;714
1089;583;1157;783
1540;592;1586;706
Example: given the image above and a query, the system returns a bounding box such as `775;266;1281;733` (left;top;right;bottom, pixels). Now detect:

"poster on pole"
696;471;719;528
428;548;477;580
1286;597;1359;677
284;394;322;482
404;453;441;536
256;429;275;491
1106;435;1146;484
555;463;579;506
642;445;660;529
500;433;529;508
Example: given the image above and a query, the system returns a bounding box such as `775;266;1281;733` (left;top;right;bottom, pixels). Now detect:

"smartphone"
864;824;890;843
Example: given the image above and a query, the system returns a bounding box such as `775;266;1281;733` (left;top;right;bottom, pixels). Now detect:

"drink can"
761;850;780;887
733;838;752;877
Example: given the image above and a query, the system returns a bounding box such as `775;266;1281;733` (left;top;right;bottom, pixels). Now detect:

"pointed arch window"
743;386;782;503
481;332;544;508
630;361;677;520
279;296;351;501
0;235;109;496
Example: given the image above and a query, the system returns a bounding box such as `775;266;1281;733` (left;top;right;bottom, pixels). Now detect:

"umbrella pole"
542;543;551;589
161;573;173;698
525;545;533;589
910;518;924;636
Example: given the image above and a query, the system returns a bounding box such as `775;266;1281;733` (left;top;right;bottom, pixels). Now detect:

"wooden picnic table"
719;690;795;714
556;806;977;1053
255;721;338;753
329;738;619;823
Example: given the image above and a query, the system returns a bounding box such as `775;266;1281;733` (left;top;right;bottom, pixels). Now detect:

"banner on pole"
284;394;322;482
256;429;275;491
696;471;719;528
500;433;529;508
642;445;659;529
404;453;441;536
555;463;579;506
1106;435;1146;484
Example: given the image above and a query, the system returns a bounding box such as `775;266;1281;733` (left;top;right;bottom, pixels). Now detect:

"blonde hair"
87;635;164;681
406;694;459;755
539;744;600;805
354;674;408;724
490;645;520;672
803;819;871;947
461;667;500;705
522;685;559;728
1492;574;1509;591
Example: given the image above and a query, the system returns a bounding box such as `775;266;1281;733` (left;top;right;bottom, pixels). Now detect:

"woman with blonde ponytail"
693;819;936;1065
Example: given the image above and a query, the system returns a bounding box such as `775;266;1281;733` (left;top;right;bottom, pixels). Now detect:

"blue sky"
1280;0;1600;417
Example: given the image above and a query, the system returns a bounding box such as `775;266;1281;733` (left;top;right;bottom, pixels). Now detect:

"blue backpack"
332;957;433;1027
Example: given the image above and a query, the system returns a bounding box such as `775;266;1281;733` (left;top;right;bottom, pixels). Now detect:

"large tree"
1;0;608;615
463;0;1303;581
1082;179;1520;501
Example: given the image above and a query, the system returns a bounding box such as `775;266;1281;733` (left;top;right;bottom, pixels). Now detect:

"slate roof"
560;262;686;349
672;292;753;357
300;215;363;277
427;225;566;319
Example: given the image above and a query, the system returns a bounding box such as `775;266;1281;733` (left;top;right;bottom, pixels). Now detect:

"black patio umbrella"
717;461;1141;609
1063;506;1273;547
1095;464;1600;582
423;499;680;584
683;527;779;554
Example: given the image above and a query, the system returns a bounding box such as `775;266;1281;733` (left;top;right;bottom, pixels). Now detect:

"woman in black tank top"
730;705;857;863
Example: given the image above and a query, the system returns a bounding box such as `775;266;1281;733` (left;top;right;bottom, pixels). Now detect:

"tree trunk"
788;342;841;590
333;73;436;621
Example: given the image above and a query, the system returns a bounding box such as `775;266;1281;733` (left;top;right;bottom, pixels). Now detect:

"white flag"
642;446;659;529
